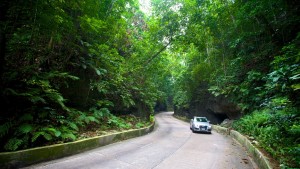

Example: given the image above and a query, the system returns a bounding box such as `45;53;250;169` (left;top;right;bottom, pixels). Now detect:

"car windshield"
196;117;207;122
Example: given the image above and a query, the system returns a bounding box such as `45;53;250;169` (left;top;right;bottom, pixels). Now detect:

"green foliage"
4;138;23;151
18;124;34;134
0;122;13;138
107;115;130;129
168;0;300;168
149;114;155;123
0;0;159;152
173;90;189;109
1;1;298;168
135;122;146;129
233;108;300;168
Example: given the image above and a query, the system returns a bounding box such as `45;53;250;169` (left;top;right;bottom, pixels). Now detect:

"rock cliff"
174;94;241;124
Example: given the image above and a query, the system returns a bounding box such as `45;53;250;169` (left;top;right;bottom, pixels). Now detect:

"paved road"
23;112;257;169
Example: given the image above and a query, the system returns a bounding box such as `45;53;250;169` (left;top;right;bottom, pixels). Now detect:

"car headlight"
207;125;212;129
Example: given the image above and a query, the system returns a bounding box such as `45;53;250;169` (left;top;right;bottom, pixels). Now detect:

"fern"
90;107;110;119
59;126;77;141
30;95;46;104
54;130;62;137
67;122;79;131
38;110;48;118
43;127;61;137
84;116;90;124
44;71;79;81
45;89;70;112
31;131;45;142
61;133;76;141
31;130;53;142
18;114;34;122
87;116;99;124
78;113;87;124
17;124;34;134
135;122;145;129
43;133;53;141
4;138;23;151
0;122;13;138
77;112;100;125
3;88;18;95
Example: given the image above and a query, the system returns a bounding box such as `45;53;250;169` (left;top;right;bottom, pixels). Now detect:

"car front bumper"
193;126;212;133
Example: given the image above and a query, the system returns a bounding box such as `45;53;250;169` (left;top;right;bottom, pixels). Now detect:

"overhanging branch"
145;38;172;66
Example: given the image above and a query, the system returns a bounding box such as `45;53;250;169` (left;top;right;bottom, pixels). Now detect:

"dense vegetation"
168;0;300;168
0;0;169;152
0;0;299;168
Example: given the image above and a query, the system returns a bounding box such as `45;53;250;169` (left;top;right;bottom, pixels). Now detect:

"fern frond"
61;133;76;141
0;122;12;137
30;95;46;104
19;114;33;122
87;116;99;124
90;107;110;119
3;88;18;95
67;122;79;131
44;71;79;81
4;138;23;151
17;124;33;134
43;133;52;141
76;113;89;125
43;127;61;137
78;114;87;121
31;131;45;142
84;117;90;124
38;111;48;118
54;130;62;137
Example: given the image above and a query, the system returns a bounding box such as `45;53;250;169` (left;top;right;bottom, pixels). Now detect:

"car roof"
194;116;207;119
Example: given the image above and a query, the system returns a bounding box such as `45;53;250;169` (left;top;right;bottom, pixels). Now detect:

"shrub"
233;107;300;168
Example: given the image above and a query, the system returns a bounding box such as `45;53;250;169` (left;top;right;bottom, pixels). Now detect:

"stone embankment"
213;125;274;169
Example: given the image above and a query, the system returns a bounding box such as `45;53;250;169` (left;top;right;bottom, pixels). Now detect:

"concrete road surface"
23;112;257;169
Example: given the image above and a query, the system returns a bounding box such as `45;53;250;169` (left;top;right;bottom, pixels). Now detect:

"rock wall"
174;93;241;124
206;95;241;120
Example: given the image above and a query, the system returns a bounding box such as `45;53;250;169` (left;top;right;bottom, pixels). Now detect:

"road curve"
23;112;257;169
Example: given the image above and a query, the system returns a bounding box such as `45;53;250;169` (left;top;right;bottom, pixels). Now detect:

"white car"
190;116;212;133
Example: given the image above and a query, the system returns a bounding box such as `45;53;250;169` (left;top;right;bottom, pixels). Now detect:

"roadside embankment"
0;123;155;169
212;125;274;169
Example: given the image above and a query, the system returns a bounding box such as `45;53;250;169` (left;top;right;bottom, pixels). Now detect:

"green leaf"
290;74;300;80
291;84;300;91
18;124;33;134
19;114;34;122
54;130;62;137
61;133;76;141
0;122;13;137
4;138;23;151
32;132;45;142
67;122;79;131
45;127;61;137
87;116;99;124
43;133;52;141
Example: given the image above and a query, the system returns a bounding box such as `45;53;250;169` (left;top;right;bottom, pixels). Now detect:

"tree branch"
145;39;172;66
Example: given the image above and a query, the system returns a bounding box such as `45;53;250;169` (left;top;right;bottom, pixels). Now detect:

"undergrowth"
232;108;300;168
0;109;152;152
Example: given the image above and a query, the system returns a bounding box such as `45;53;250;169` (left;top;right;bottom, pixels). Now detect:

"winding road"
23;112;257;169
